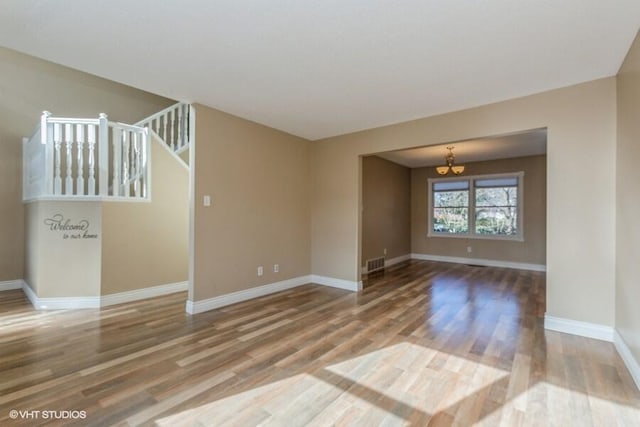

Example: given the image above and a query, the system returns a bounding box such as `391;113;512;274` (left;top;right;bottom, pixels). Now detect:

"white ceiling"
0;1;638;140
376;129;547;168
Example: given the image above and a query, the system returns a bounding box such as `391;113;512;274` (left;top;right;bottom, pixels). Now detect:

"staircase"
21;102;191;310
23;102;190;202
135;103;190;156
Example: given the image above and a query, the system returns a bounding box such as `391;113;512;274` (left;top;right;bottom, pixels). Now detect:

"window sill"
427;232;524;242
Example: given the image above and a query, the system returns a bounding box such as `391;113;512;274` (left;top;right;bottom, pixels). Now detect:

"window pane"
433;180;469;191
475;207;518;235
475;187;517;207
433;207;469;233
434;190;469;208
475;177;518;188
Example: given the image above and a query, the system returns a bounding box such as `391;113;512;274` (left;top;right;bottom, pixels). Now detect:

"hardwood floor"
1;260;639;426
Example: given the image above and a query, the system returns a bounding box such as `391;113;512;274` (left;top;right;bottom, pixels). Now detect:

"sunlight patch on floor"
154;372;334;426
476;381;640;426
155;342;511;426
325;342;510;417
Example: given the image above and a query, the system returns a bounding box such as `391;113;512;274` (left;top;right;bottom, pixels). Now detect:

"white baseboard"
100;281;188;307
21;280;187;310
411;253;546;272
186;275;311;315
614;330;640;391
310;275;362;292
22;281;37;306
544;314;614;342
387;254;411;267
23;281;101;309
360;254;411;274
0;279;25;291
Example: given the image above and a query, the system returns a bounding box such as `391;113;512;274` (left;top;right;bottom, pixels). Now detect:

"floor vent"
366;257;386;273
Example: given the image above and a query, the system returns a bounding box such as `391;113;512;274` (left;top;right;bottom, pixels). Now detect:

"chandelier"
435;146;465;175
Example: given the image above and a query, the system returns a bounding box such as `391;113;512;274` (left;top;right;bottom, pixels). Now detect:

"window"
428;172;523;240
432;180;469;233
474;177;518;236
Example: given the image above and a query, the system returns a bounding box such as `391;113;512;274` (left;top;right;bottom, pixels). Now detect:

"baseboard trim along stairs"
5;280;188;310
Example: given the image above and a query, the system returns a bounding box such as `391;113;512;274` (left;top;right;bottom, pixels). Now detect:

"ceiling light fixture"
435;146;465;175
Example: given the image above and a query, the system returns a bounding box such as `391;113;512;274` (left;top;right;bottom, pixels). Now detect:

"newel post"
41;111;55;195
98;113;109;196
40;111;51;145
143;128;150;199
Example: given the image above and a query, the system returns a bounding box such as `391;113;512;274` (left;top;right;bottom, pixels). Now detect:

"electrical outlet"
257;266;263;276
273;264;279;273
467;246;472;253
203;195;211;207
383;248;387;255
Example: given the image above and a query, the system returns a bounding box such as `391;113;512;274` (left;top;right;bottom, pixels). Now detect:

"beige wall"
616;31;640;372
191;104;311;302
24;201;102;298
412;155;546;265
101;134;189;295
312;77;616;327
0;46;174;282
361;156;411;266
179;147;190;166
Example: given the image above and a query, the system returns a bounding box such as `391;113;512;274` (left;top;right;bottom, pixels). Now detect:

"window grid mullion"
470;179;475;235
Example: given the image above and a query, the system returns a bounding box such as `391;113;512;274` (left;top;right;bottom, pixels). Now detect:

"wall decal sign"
43;214;98;240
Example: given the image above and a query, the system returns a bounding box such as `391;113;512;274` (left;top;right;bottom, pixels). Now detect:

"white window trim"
427;171;525;242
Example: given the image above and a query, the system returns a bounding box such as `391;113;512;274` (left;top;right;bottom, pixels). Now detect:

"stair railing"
23;111;149;201
135;102;189;154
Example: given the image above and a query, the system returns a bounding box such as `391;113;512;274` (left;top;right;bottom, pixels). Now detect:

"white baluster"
185;103;190;148
98;114;109;196
163;112;168;142
53;123;62;195
133;132;141;197
64;123;73;195
169;109;175;151
87;124;96;195
76;124;85;195
112;127;121;196
122;130;130;197
141;130;148;199
177;105;184;150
